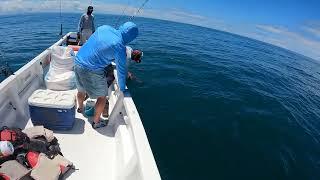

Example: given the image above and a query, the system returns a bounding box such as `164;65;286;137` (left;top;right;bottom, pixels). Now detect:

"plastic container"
0;141;14;157
28;89;76;130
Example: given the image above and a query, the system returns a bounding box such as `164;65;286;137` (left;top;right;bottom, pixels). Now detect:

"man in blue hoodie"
74;22;138;129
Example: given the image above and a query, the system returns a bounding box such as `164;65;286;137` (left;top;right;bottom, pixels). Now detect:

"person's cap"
131;49;143;63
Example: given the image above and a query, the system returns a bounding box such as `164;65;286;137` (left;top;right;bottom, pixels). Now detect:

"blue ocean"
1;13;320;179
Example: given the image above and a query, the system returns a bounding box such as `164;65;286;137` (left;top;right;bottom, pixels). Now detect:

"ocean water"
1;13;320;179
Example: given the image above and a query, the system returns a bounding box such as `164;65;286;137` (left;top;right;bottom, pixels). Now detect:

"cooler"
28;89;76;130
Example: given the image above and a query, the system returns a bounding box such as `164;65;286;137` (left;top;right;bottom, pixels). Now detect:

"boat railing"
108;71;161;180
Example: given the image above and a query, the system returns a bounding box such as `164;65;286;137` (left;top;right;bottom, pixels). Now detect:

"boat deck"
0;34;161;180
26;96;116;180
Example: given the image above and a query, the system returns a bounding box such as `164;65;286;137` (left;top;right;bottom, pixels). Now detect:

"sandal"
77;94;88;113
77;107;83;113
102;113;109;118
92;120;108;129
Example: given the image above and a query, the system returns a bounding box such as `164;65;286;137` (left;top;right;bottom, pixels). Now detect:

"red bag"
0;127;29;147
0;174;10;180
26;151;39;168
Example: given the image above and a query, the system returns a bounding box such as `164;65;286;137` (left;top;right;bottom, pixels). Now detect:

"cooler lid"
28;89;75;109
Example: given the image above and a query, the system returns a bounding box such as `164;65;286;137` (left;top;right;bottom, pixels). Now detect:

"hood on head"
118;22;138;44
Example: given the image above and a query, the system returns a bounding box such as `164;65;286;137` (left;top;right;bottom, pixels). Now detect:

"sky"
0;0;320;60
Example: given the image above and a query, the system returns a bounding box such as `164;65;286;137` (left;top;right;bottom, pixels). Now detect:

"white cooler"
28;89;76;130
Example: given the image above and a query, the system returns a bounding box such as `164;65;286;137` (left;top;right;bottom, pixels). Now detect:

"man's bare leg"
77;92;86;112
93;96;107;123
103;100;109;118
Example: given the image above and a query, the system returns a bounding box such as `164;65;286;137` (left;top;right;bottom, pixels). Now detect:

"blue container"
28;89;76;131
84;99;96;117
84;106;95;117
29;106;75;130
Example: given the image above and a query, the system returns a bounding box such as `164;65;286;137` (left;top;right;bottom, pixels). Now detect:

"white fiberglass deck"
26;98;116;180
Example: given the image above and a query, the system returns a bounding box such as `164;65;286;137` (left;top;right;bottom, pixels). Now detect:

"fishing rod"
114;0;150;28
113;0;131;28
129;0;149;21
59;0;62;36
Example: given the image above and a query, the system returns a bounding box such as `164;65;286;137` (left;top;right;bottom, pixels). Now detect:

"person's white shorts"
80;29;93;45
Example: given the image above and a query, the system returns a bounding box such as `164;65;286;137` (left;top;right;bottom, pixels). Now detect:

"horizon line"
0;11;317;62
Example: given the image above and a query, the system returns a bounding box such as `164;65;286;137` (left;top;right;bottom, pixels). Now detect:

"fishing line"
129;0;149;21
113;0;131;28
114;0;150;28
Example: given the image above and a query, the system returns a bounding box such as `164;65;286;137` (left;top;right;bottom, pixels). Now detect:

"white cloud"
0;0;229;30
256;25;287;34
137;8;231;32
303;26;320;39
0;0;84;13
252;24;320;60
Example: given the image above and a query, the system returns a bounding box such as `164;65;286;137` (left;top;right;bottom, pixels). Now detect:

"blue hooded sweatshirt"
75;22;139;91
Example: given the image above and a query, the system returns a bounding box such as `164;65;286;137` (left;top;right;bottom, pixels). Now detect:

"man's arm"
78;14;84;33
92;15;96;33
115;47;127;92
